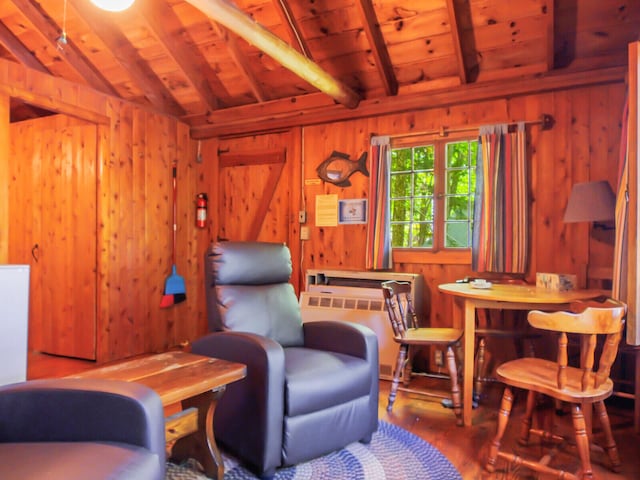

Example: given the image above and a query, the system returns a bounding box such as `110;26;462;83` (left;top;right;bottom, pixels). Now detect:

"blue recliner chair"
0;378;166;480
192;241;379;478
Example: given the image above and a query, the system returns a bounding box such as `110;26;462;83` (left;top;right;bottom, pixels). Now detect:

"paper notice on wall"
315;194;338;227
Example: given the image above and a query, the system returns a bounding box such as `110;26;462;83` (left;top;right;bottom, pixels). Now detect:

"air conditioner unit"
300;269;424;380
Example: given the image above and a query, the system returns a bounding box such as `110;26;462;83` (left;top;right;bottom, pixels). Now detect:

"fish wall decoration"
316;151;369;187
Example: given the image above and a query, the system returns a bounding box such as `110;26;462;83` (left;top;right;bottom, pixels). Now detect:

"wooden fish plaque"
316;151;369;187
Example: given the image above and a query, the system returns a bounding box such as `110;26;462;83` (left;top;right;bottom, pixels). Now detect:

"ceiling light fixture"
90;0;135;12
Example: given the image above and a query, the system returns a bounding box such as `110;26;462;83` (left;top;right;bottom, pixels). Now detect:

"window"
390;136;478;251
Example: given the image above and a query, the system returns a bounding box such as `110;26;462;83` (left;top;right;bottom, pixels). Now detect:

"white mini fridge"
0;265;30;386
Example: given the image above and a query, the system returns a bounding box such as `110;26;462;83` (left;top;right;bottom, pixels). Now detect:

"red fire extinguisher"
196;193;208;228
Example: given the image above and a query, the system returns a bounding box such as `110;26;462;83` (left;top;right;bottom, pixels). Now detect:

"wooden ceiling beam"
271;0;313;59
354;0;398;96
0;20;49;74
68;0;185;117
135;0;231;111
210;22;269;103
445;0;468;84
11;0;119;97
184;0;360;109
191;66;626;138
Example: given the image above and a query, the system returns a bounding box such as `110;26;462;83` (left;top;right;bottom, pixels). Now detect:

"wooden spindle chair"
382;280;463;426
485;298;627;479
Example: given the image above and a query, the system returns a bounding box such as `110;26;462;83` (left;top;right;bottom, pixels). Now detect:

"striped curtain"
612;97;628;305
366;136;392;270
612;97;640;345
472;123;528;273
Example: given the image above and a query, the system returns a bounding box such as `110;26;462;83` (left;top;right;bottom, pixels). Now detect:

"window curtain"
613;98;628;306
366;135;392;270
612;96;640;346
472;123;528;273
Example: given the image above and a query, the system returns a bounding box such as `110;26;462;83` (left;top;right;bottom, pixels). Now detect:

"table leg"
463;300;476;427
171;387;226;480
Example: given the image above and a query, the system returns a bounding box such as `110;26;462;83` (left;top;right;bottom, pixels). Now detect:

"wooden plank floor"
28;353;639;479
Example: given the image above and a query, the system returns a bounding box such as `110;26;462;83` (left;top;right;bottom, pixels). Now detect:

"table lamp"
563;180;616;230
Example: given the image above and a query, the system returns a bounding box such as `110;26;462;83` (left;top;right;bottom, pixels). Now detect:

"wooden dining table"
438;282;606;427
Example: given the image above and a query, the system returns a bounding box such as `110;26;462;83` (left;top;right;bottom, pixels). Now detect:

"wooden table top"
68;351;246;406
438;282;606;304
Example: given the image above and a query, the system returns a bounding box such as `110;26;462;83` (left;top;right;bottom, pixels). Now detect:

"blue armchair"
192;241;379;478
0;378;166;480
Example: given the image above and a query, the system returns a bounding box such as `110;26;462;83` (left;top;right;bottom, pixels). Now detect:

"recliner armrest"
0;378;166;477
302;321;379;440
191;331;285;474
303;321;378;361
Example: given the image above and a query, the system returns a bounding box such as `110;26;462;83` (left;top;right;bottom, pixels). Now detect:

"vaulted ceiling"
0;0;638;138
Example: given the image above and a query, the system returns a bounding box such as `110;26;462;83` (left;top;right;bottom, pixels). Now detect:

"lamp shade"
90;0;135;12
563;180;616;223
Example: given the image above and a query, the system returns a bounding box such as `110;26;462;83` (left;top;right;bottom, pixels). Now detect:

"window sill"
392;249;471;265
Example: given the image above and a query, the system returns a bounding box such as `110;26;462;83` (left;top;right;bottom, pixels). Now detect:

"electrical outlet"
298;210;307;224
300;226;310;240
434;349;444;367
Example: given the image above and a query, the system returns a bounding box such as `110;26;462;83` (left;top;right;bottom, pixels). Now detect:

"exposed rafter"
354;0;398;96
0;20;49;74
135;0;231;111
445;0;468;84
11;0;119;97
211;22;268;103
272;0;313;59
184;0;361;109
68;0;185;117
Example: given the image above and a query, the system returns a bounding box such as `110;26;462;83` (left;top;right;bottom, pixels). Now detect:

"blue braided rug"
166;420;461;479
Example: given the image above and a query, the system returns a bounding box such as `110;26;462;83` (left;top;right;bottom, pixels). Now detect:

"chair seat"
395;327;463;345
497;357;614;404
284;347;372;416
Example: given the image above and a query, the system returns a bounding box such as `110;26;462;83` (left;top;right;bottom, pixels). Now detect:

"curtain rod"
385;113;554;141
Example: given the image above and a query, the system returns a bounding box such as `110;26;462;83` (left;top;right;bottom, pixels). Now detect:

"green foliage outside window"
390;139;478;249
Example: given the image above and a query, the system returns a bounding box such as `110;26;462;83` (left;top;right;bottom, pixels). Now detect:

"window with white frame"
389;136;478;250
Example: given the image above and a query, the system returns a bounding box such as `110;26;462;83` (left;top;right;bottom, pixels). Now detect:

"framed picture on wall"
338;199;367;224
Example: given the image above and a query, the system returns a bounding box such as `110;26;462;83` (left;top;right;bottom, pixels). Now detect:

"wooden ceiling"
0;0;638;137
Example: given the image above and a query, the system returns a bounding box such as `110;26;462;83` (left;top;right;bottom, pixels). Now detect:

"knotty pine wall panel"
98;103;203;362
0;57;626;364
204;82;625;329
210;129;302;292
0;59;204;364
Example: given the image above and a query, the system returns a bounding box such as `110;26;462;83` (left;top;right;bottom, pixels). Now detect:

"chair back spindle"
382;281;415;338
558;332;568;390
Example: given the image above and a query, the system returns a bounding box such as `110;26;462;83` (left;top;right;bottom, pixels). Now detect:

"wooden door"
9;114;97;360
218;150;289;242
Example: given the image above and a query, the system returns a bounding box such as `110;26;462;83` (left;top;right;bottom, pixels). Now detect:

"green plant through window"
390;138;478;249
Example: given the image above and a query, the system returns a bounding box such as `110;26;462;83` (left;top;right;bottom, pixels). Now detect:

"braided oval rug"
166;420;461;480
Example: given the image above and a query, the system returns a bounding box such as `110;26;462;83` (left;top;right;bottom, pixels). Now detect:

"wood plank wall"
200;83;626;330
0;59;206;363
0;56;627;365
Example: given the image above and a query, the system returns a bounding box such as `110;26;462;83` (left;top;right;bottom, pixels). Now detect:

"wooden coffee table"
68;351;246;479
